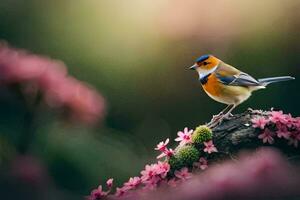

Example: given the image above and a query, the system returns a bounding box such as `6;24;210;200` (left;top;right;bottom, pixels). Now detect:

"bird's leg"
208;105;236;128
222;105;236;120
207;105;233;126
215;104;232;117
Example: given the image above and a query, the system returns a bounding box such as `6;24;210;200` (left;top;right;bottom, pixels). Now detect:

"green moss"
168;156;184;172
169;145;200;171
192;125;212;144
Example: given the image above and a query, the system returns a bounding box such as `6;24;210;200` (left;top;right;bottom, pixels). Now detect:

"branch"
210;109;300;162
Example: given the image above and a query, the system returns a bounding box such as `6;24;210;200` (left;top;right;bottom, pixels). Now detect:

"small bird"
189;54;295;127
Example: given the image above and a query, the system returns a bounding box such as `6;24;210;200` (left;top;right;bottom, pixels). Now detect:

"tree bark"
210;109;300;163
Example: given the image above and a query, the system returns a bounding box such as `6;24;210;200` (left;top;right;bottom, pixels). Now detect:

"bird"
189;54;295;127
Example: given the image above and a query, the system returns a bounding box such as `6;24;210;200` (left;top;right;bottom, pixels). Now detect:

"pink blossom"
156;148;174;159
288;131;300;148
156;161;170;178
155;138;169;152
0;43;106;125
269;111;287;124
193;157;208;170
292;117;300;129
174;167;192;180
141;164;158;182
203;140;218;154
124;177;141;189
175;127;193;146
258;128;275;144
115;186;128;197
276;123;290;139
251;117;269;129
143;176;161;190
88;186;107;200
284;114;294;128
106;178;113;189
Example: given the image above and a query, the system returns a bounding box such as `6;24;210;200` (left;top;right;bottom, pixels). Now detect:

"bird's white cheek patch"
198;65;218;80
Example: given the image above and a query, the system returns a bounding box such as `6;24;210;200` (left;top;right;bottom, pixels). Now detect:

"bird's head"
189;55;220;74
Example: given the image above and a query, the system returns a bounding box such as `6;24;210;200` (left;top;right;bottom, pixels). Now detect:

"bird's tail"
258;76;295;86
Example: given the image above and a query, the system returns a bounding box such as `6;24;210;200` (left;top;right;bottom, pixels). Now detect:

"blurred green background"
0;0;299;199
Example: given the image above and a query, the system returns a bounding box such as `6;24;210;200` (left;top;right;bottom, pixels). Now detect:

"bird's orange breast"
201;73;221;97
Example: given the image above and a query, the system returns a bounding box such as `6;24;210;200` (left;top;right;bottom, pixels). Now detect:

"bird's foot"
212;112;224;121
223;113;233;120
206;113;224;128
207;118;223;129
207;112;234;128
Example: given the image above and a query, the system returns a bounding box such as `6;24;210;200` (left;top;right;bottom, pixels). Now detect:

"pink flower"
284;114;294;128
203;140;218;154
288;131;300;148
258;128;275;144
106;178;113;189
193;157;208;170
174;167;192;180
115;186;128;197
156;161;170;178
88;186;107;200
141;164;158;182
0;43;106;125
269;111;287;124
276;123;290;139
124;177;141;189
156;148;174;159
155;138;169;152
292;117;300;129
143;176;161;190
251;117;269;129
175;127;193;146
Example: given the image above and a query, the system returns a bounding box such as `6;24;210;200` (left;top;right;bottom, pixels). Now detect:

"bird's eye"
203;61;208;65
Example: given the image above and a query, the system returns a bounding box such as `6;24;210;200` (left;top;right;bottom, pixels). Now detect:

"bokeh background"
0;0;299;199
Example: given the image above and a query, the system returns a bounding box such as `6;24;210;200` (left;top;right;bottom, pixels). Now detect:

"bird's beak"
189;64;197;70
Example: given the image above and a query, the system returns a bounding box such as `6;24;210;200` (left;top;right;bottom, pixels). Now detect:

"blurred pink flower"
143;176;161;190
193;157;208;170
155;138;169;152
175;127;193;146
124;177;141;189
174;167;191;180
251;117;269;129
203;140;218;154
88;186;107;200
293;117;300;129
284;114;294;128
134;148;300;200
115;186;128;197
276;123;290;139
288;131;300;148
106;178;114;189
258;128;275;144
0;43;105;125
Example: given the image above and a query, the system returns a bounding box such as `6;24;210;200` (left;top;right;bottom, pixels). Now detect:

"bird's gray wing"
216;72;261;86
